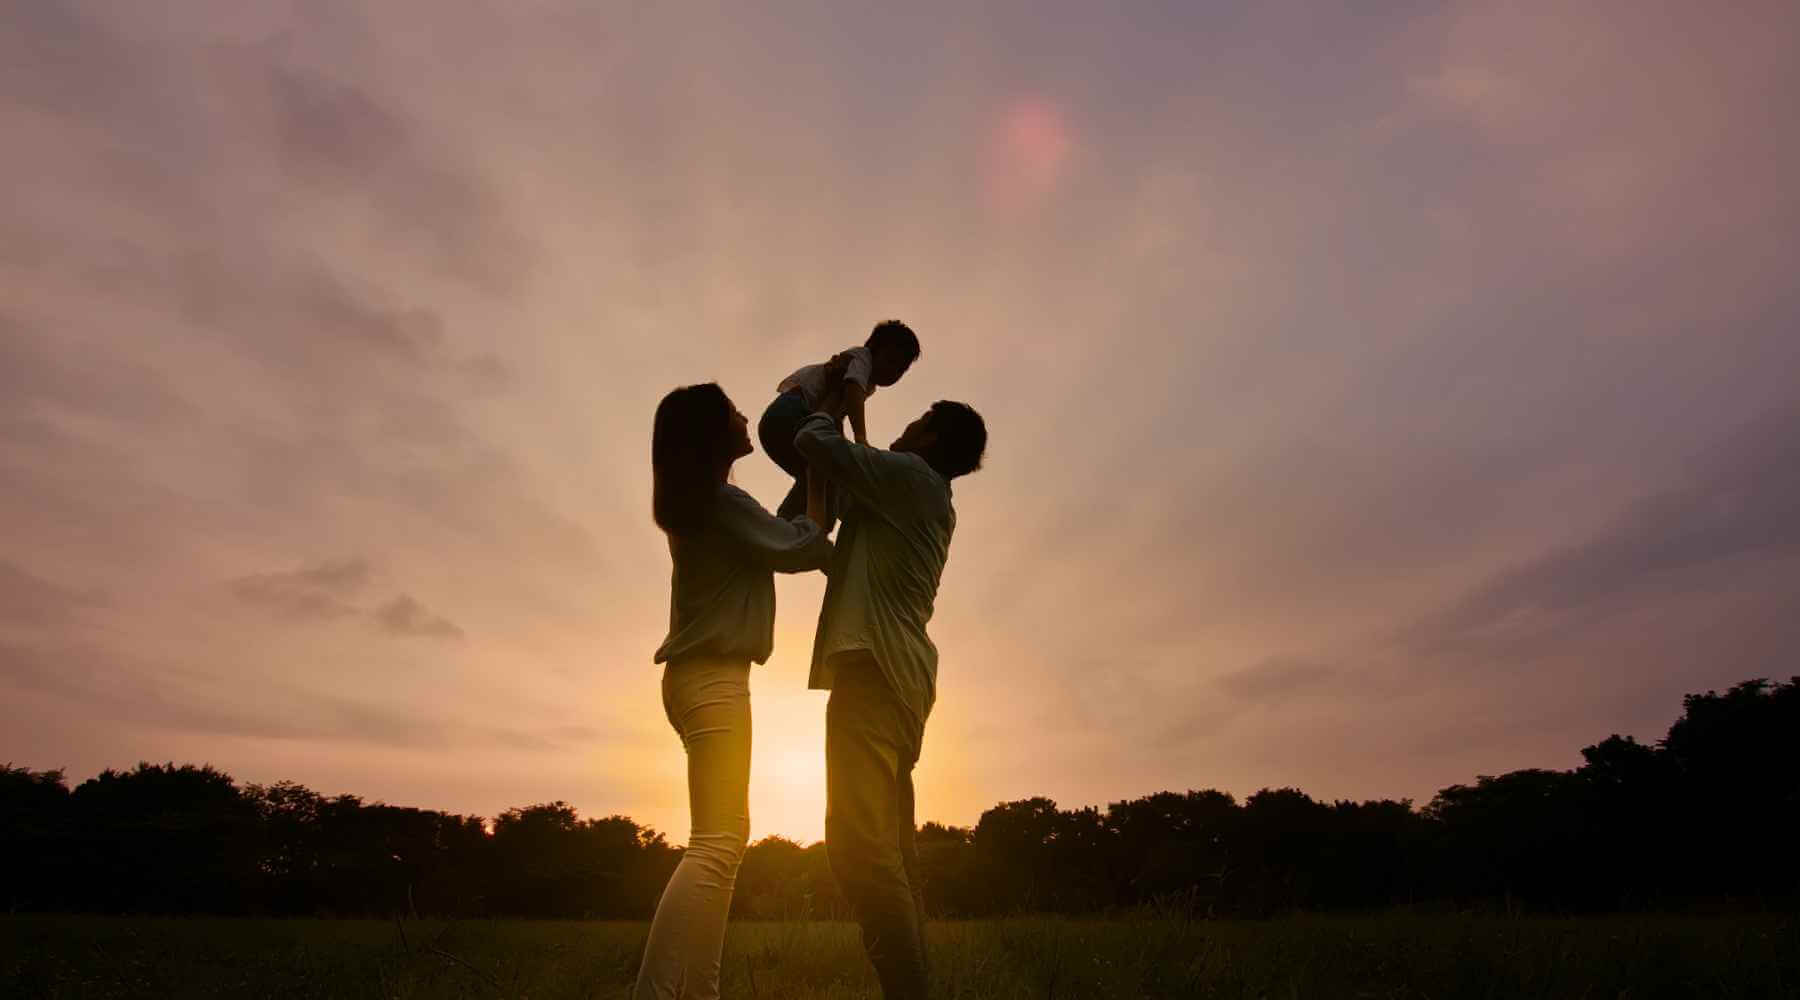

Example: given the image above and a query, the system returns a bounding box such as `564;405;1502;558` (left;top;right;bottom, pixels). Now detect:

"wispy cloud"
1406;406;1800;657
230;561;465;640
1216;658;1338;703
229;559;372;622
0;561;101;626
0;638;564;751
373;594;465;641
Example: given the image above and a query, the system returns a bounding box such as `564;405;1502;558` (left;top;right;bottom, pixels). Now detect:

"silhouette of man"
793;400;987;1000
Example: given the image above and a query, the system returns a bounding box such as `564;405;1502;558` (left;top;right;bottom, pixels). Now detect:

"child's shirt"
777;345;875;410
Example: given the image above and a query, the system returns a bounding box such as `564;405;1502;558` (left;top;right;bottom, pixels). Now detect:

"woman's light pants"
633;657;752;1000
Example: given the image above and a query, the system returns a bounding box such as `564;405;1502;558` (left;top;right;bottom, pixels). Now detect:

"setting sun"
746;680;830;843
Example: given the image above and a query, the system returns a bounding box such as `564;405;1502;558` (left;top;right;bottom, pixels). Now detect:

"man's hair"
924;401;986;479
866;319;921;363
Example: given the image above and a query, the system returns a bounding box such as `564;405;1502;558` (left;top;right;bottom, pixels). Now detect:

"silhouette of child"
757;319;921;523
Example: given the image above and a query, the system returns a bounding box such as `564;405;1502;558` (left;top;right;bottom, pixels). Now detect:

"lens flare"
985;98;1074;210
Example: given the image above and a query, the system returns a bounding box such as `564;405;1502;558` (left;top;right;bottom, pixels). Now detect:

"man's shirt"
794;413;954;728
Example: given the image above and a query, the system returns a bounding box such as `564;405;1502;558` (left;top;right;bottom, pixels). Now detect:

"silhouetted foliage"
4;677;1795;916
68;763;259;913
730;836;845;919
0;765;72;911
487;803;676;917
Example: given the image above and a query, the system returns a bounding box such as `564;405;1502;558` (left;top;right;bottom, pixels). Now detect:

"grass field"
3;913;1795;999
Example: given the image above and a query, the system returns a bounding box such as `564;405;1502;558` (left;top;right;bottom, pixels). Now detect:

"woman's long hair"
652;383;735;537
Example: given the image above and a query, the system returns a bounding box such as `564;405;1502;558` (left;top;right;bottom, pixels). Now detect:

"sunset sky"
4;1;1798;844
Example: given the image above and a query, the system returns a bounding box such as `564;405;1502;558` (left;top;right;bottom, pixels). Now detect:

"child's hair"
866;319;921;363
651;383;735;536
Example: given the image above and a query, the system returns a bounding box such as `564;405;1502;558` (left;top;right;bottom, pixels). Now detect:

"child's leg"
757;392;811;520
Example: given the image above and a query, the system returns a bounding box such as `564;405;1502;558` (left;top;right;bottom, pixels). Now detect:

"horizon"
11;669;1768;845
5;0;1799;845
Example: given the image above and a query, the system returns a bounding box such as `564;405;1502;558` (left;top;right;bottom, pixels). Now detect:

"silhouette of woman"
634;383;832;1000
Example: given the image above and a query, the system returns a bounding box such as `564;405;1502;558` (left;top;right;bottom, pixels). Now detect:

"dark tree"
6;675;1795;917
0;765;73;910
734;835;844;919
1660;677;1800;901
914;822;979;916
69;763;260;913
972;797;1064;911
1105;790;1237;912
1425;768;1596;908
488;803;674;917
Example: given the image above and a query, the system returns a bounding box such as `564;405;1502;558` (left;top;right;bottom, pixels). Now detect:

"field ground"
3;913;1795;999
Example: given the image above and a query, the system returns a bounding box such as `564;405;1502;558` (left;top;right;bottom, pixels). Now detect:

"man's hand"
816;350;855;417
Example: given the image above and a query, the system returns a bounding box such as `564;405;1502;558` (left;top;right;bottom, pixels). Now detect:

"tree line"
3;677;1793;917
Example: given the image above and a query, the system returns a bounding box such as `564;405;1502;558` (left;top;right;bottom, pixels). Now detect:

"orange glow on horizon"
747;682;830;844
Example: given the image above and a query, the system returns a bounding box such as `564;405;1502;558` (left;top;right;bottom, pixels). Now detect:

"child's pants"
633;657;751;1000
758;390;835;525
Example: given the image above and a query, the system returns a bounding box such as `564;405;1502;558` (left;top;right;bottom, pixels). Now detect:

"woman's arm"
716;488;833;573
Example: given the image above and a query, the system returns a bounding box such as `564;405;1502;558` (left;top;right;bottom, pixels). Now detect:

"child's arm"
843;382;869;445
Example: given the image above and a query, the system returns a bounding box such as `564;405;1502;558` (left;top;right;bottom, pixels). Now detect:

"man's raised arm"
794;412;898;515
